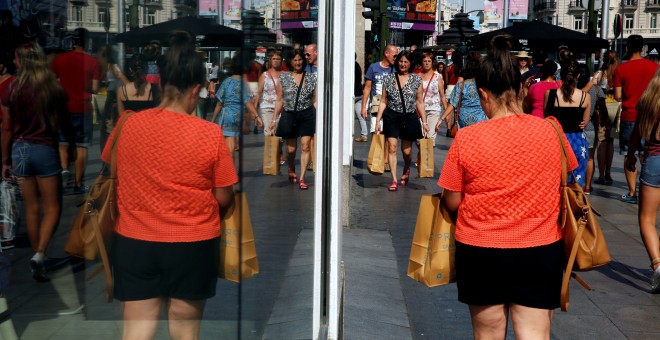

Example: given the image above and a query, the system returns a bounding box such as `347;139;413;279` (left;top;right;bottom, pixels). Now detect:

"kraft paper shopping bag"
407;193;456;287
418;138;434;178
219;192;259;282
263;135;281;175
367;134;385;175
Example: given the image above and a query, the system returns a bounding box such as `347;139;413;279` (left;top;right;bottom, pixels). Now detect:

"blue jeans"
354;96;368;137
619;121;643;154
641;155;660;188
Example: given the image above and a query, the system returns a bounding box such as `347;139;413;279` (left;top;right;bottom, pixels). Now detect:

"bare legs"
17;175;61;254
299;136;312;183
122;298;206;340
469;304;552;340
597;136;614;180
59;145;87;187
386;138;413;185
639;184;660;270
585;147;596;191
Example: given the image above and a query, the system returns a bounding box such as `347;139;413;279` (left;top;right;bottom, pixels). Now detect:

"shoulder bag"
547;118;612;312
275;72;305;138
447;81;464;138
64;110;135;302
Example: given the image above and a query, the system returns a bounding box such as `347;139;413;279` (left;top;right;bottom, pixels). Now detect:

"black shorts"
382;108;423;141
58;112;93;148
455;240;564;310
295;107;316;137
112;233;220;301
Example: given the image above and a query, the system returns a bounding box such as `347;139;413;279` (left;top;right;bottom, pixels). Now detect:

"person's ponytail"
160;31;206;93
476;34;520;98
559;58;578;103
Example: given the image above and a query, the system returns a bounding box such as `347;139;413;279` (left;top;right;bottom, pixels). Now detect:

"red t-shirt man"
611;58;658;123
51;50;102;114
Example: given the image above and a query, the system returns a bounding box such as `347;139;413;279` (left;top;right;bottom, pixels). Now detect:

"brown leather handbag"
64;111;135;302
547;118;612;312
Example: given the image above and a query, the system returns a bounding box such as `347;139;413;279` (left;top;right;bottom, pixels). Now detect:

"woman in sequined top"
270;50;317;190
375;50;430;191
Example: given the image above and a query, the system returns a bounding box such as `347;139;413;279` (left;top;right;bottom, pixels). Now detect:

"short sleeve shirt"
422;72;444;112
611;58;658;122
101;109;238;243
438;115;578;249
50;51;102;114
382;73;422;113
280;71;317;111
365;62;395;98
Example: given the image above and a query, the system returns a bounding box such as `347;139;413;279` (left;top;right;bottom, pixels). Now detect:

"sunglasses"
304;53;311;56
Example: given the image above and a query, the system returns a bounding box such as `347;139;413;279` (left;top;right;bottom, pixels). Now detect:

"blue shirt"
365;62;395;98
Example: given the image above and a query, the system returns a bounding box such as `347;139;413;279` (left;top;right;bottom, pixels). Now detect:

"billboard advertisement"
388;0;437;23
281;0;319;29
508;0;528;21
483;0;527;26
198;0;219;16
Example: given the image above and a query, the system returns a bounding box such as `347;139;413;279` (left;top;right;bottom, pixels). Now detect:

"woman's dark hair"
394;50;413;72
576;64;590;89
127;54;147;96
230;56;243;75
475;35;521;100
559;57;579;103
461;51;482;79
289;49;307;70
540;60;558;79
160;31;206;93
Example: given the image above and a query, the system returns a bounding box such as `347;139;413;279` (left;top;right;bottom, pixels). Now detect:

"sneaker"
61;169;72;188
29;259;49;282
604;175;614;184
584;187;592;195
354;136;368;142
0;240;14;250
73;185;88;195
621;194;638;204
651;267;660;293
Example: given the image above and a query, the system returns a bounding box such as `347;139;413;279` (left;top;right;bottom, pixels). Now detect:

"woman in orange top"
101;31;237;339
438;35;578;338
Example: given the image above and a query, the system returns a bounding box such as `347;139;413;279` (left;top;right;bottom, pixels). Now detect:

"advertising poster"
508;0;528;20
224;0;242;22
388;0;437;22
199;0;219;17
483;0;503;26
281;0;319;21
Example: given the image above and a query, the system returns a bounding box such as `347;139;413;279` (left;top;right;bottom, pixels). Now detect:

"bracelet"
652;258;660;268
423;123;428;125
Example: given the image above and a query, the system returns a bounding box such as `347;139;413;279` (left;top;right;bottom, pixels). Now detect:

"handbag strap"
422;73;435;100
545;118;568;186
109;110;136;178
454;81;465;123
293;71;305;111
395;73;408;114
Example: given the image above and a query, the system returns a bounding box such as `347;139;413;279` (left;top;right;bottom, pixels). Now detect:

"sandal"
288;168;297;184
388;181;398;191
299;179;309;190
400;169;410;186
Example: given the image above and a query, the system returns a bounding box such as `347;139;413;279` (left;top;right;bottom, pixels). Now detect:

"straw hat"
515;51;530;59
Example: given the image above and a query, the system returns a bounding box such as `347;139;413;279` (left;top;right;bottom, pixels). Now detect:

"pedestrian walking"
354;54;368;142
578;65;606;194
626;67;660;293
420;52;447;145
255;50;283;136
544;57;591;188
438;35;578;339
270;49;317;190
612;35;659;204
1;41;75;282
102;31;238;339
374;50;430;191
593;50;620;186
440;52;487;129
97;44;128;153
523;60;559;118
210;56;261;158
116;54;158;121
50;27;102;194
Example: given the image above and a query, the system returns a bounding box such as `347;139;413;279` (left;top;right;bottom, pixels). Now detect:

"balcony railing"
622;0;638;10
534;1;557;12
173;0;196;7
568;0;585;8
647;0;660;10
143;0;163;7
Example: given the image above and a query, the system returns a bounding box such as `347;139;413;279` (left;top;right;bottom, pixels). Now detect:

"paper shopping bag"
407;193;456;287
367;134;385;175
418;138;434;178
219;192;259;282
263;135;281;175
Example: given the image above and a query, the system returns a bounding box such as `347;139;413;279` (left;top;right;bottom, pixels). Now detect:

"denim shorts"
59;113;92;148
641;155;660;188
619;121;644;154
11;141;61;177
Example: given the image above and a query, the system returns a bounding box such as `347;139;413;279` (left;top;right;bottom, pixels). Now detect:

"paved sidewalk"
345;129;660;339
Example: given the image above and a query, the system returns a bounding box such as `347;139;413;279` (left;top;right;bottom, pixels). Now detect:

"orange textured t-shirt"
101;109;238;243
438;115;578;249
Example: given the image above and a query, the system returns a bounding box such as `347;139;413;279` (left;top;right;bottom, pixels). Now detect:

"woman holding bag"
102;31;238;339
439;52;487;130
419;52;447;144
375;50;430;191
269;49;317;190
438;35;578;338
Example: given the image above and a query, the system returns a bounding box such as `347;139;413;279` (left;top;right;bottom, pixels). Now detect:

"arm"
214;186;235;218
374;87;388;133
580;92;591;130
416;85;430;135
270;81;284;132
254;72;266;109
1;105;12;179
523;90;532;114
91;79;100;94
210;101;223;123
439;104;454;130
438;77;448;109
113;64;130;85
116;86;125;119
543;90;550;116
614;86;622;102
361;79;373;119
443;190;462;212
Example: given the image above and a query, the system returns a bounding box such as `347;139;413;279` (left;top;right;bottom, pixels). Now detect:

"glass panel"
236;0;317;338
0;0;317;338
